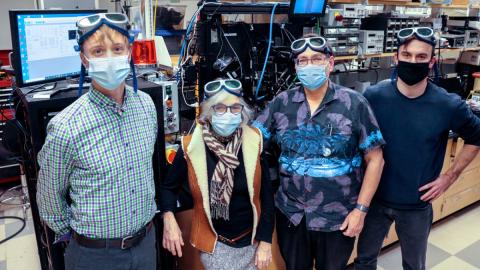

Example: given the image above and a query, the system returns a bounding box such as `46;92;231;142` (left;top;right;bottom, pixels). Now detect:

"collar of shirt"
292;80;337;114
88;85;133;115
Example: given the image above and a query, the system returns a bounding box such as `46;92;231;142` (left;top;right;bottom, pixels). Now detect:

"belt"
72;221;153;250
217;228;253;245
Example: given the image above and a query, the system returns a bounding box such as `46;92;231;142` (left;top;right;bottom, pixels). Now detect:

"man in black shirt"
355;27;480;270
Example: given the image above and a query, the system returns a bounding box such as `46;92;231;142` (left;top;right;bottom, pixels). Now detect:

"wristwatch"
355;203;370;213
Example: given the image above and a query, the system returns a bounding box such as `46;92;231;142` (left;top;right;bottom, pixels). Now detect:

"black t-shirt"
364;80;480;209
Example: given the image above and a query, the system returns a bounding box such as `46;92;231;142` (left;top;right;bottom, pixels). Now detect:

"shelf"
364;0;469;8
329;0;362;3
335;47;480;61
336;52;395;60
367;1;422;6
430;3;469;8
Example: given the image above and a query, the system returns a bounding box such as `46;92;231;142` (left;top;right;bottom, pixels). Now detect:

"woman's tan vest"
181;124;263;253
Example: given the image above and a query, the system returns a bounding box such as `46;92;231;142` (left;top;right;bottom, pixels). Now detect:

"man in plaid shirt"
36;13;157;270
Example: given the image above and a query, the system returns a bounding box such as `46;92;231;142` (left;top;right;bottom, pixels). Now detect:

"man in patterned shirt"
36;13;157;270
253;33;385;270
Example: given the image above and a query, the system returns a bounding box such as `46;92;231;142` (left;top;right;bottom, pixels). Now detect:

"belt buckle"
121;235;134;250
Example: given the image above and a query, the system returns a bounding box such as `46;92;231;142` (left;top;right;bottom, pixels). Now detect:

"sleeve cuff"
255;233;273;244
360;130;386;153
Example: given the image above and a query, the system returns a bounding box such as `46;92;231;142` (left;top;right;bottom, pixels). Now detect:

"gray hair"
199;90;253;126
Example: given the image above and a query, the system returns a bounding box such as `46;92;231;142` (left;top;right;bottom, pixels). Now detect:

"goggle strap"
293;45;332;56
397;34;436;47
390;67;398;86
78;64;86;97
204;86;243;99
130;58;137;93
223;87;243;97
77;19;131;46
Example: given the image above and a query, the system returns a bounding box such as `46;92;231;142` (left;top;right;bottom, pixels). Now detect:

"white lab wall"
98;0;117;12
0;0;199;50
1;0;113;50
0;0;37;50
38;0;97;9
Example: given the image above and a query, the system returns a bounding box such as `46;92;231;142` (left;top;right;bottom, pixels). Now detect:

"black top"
160;144;274;248
364;80;480;209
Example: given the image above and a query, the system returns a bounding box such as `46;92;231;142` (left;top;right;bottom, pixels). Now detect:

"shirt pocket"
325;121;356;159
75;131;125;173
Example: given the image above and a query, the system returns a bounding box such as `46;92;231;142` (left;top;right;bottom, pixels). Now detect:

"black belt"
72;221;153;250
217;228;253;245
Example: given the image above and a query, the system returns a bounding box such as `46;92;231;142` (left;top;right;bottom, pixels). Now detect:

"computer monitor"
290;0;327;17
9;9;106;87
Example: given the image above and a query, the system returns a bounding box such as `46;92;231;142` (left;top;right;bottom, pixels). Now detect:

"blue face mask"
86;55;130;90
211;112;242;137
297;64;329;91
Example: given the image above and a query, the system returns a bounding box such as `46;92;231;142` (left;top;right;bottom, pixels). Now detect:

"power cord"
0;185;29;245
255;2;279;101
0;216;25;245
219;27;243;78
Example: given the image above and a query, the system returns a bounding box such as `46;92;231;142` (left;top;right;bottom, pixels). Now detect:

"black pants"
64;226;156;270
276;209;355;270
355;202;433;270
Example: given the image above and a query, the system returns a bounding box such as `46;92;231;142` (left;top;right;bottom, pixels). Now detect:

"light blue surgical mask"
86;55;130;91
297;64;329;91
211;112;242;137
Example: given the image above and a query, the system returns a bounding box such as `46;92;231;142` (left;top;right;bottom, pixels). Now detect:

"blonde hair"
81;25;128;52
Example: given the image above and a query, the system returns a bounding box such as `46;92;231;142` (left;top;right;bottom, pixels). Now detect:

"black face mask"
397;61;431;86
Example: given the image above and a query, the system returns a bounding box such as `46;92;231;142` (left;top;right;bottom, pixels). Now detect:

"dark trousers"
355;202;433;270
64;226;156;270
276;209;355;270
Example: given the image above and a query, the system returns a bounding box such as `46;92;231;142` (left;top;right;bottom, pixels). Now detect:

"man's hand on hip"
419;173;456;202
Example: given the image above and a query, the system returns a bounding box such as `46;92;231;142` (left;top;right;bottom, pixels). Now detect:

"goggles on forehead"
204;79;243;99
75;13;137;96
291;37;333;56
397;27;436;47
75;13;132;48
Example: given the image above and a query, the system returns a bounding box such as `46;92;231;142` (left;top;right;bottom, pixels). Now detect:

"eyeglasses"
204;79;243;99
397;27;436;46
291;37;332;55
76;13;130;45
295;57;329;67
212;103;244;115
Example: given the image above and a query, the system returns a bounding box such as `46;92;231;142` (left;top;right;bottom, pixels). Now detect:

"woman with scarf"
160;78;274;270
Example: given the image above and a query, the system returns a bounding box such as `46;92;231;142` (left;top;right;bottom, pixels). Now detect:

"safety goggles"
291;37;332;55
76;13;131;45
204;79;243;99
397;27;436;46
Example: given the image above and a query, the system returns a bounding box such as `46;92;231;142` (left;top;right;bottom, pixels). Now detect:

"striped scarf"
202;124;243;220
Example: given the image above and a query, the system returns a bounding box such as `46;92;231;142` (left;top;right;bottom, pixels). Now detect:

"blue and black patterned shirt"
253;81;385;231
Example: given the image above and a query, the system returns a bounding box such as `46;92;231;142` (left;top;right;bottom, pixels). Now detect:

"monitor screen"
9;10;106;87
290;0;327;17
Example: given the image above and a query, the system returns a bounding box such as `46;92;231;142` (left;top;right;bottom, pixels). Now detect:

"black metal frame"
200;2;290;15
195;1;302;105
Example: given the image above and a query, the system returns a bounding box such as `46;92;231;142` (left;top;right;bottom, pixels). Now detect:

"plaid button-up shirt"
37;86;158;239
